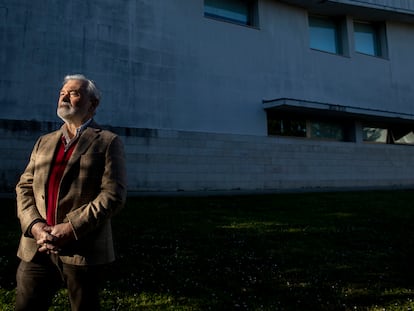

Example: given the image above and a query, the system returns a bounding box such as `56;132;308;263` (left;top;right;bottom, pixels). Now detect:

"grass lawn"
1;190;414;310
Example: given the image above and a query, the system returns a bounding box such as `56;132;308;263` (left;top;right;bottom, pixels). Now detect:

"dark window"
310;121;344;140
268;118;307;137
309;15;343;54
204;0;258;27
266;111;354;142
354;21;387;57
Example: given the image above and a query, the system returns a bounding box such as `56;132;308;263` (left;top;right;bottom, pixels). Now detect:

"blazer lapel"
63;125;101;177
38;131;62;189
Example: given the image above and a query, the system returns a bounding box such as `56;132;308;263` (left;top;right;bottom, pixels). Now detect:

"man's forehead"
63;80;86;88
61;80;86;90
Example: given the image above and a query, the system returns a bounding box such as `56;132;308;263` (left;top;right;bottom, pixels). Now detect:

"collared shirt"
61;118;93;152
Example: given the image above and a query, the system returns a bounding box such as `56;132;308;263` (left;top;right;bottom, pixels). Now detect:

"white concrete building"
1;0;414;193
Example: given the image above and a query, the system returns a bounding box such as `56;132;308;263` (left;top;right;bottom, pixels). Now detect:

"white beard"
57;102;78;122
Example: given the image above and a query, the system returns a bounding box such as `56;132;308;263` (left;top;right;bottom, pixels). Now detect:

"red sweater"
46;138;77;226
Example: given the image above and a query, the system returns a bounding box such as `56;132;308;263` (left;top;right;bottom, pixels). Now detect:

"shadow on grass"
2;191;414;310
107;191;414;310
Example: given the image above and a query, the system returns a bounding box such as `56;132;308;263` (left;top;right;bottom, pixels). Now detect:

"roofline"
263;98;414;123
278;0;414;23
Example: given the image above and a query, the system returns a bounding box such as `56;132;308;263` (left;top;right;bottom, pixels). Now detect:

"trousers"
15;252;103;311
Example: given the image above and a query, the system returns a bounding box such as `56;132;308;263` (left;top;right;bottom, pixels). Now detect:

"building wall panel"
2;1;414;193
5;124;413;193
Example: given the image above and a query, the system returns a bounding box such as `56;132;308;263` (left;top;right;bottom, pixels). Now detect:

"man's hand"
49;223;75;248
31;222;59;254
33;222;75;254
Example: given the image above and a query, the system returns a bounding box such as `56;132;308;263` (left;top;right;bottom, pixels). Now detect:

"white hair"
63;74;101;103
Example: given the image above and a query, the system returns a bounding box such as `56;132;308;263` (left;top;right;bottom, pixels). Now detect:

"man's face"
57;79;94;124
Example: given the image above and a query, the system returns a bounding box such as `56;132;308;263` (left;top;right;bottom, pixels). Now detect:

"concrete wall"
2;1;414;133
4;121;414;193
2;0;414;193
124;128;414;192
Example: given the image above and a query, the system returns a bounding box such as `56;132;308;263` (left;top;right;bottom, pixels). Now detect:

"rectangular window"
395;132;414;145
390;125;414;145
266;111;353;142
268;118;307;137
363;127;388;143
204;0;257;27
363;124;414;145
309;15;342;54
310;121;344;141
354;21;385;57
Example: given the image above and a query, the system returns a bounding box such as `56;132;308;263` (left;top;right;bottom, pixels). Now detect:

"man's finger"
38;244;48;252
38;242;60;254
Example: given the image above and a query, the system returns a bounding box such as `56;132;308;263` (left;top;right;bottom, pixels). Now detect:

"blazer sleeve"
66;135;127;240
16;137;44;236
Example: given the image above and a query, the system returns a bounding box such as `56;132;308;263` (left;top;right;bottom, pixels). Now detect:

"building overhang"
263;98;414;124
278;0;414;24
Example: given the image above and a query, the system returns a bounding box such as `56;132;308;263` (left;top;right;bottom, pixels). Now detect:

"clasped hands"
31;222;75;254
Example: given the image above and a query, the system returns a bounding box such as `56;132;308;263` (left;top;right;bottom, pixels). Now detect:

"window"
309;15;343;54
266;109;414;145
354;21;386;57
363;127;388;143
310;121;344;140
267;111;354;142
268;118;306;137
204;0;258;27
363;124;414;145
395;132;414;145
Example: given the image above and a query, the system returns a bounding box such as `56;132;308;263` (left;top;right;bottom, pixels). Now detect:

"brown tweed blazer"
16;122;127;265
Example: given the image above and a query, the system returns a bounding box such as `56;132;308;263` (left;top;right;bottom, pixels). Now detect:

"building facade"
1;0;414;193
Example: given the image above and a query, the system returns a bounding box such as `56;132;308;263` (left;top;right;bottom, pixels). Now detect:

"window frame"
308;14;346;55
266;111;355;142
363;123;414;145
204;0;259;27
362;126;389;144
353;20;388;58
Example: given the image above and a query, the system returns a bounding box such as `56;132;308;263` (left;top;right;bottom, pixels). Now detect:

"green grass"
2;191;414;310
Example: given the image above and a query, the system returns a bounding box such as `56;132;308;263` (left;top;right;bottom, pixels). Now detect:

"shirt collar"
61;118;93;147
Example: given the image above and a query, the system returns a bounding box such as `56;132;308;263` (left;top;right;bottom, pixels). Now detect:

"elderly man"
15;74;127;310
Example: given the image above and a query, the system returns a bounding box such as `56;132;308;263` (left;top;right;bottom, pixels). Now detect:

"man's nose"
61;92;70;100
